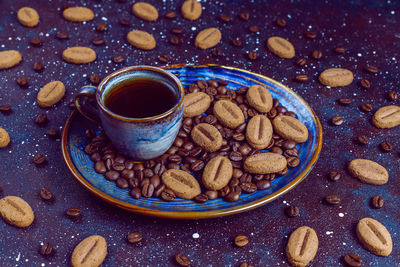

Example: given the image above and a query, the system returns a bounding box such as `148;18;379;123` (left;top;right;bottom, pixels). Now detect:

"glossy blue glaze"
66;65;321;214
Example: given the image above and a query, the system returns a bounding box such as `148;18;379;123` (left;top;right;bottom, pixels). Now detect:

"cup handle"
74;85;101;124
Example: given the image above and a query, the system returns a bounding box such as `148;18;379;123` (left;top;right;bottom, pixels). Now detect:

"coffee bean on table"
170;36;180;45
371;195;384;209
127;232;142;244
380;141;392;152
360;79;371;89
92;36;104;46
387;91;398;101
34;113;48;124
119;18;130;26
328;171;341;181
220;14;231;22
17;76;28;87
46;128;60;138
357;135;369;145
232;38;242;47
175;253;191;267
33;62;44;72
165;11;176;19
56;31;69;40
343;253;362;267
364;65;378;73
33;154;46;165
113;55;125;63
325;194;341;205
338;98;352;105
158;54;169;63
331;116;344;126
234;235;249;247
295;57;307;66
248;51;257;60
285;205;300;218
171;26;183;34
90;73;101;85
311;50;322;59
249;25;259;33
305;30;317;39
276;18;286;27
239;12;249;20
40;242;53;256
0;104;11;112
295;75;308;82
334;47;346;54
40;188;53;201
66;208;81;218
30;36;42;47
96;23;107;32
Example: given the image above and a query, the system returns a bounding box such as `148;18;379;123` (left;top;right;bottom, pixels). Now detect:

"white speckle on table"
192;233;199;239
326;231;333;235
339;213;344;217
357;53;362;57
343;242;347;246
15;253;20;262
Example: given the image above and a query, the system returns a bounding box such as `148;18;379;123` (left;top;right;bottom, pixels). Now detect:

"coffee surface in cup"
105;78;177;118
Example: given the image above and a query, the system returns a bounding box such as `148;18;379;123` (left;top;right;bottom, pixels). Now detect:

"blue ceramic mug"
74;66;184;160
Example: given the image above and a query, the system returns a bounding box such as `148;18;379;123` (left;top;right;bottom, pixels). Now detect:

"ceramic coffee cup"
74;66;184;160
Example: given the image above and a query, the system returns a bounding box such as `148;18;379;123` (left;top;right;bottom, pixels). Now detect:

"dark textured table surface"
0;0;399;266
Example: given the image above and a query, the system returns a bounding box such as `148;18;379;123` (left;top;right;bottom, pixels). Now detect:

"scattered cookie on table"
63;7;94;22
126;30;156;50
132;2;158;21
348;159;388;185
71;235;107;267
181;0;202;20
0;196;34;228
286;226;318;267
356;217;392;256
17;7;39;27
319;68;354;87
0;50;22;69
267;36;295;59
62;47;96;64
0;128;10;148
195;27;222;49
37;81;66;108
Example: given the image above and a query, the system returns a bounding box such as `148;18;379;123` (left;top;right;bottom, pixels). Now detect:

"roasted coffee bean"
140;178;150;187
116;178;129;189
191;160;205;171
249;25;259;33
194;194;208;203
357;135;369;146
360;79;371;89
121;169;134;180
380;141;392;152
331;116;344;126
56;31;69;40
154;163;166;176
364;65;378;74
105;171;120;181
276;106;287;114
328;171;341;181
153;184;165;197
161;188;175;201
46;128;60;138
334;47;346;54
234;235;249;247
361;102;374;112
219;185;230;197
311;50;322;60
183;142;194;151
33;154;46;165
276;18;286;27
295;75;308;82
264;173;276;181
66;208;81;218
371;195;384;209
338;98;352;105
276;167;288;177
271;146;283;155
128;178;139;189
253;174;264;181
84;129;95;140
40;188;53;201
305;30;317;39
17;76;28;87
171;26;183;34
165;11;176;19
285;205;300;217
30;36;42;46
240;262;253;267
325;194;341;205
287;157;300;168
203;190;217;200
224;192;240;202
158;54;169;63
124;160;134;170
0;104;11;112
248;51;257;60
387;91;398;101
119;18;130;26
130;188;141;199
344;253;362;267
256;180;270;190
170;36;180;45
239;12;249;20
175;253;191;267
94;161;106;174
211;48;223;57
295;57;307;66
113;55;125;63
127;232;142;244
229;151;242;161
40;242;53;256
92;36;104;46
142;183;154;198
240;182;257;193
284;149;298;158
96;23;107;32
105;158;114;171
33;61;44;72
150;175;160;188
220;14;231;22
282;140;296;150
90;74;101;85
232;38;242;47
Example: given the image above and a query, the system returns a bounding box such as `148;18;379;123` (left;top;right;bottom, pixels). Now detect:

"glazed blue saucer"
61;64;322;219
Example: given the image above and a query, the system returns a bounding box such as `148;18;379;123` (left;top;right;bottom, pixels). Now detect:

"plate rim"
61;64;323;220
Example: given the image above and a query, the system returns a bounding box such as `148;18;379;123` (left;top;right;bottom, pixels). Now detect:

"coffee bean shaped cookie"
356;217;392;256
202;156;233;190
0;50;22;70
244;152;287;174
0;127;11;148
37;81;65;108
319;68;353;87
17;7;39;27
195;28;222;49
0;196;34;228
286;226;318;267
348;159;388;185
246;85;273;112
183;92;211;117
63;7;94;22
71;235;107;267
132;2;158;21
62;47;96;64
162;169;201;199
272;115;308;143
246;115;273;149
127;30;156;50
267;36;295;59
213;100;245;129
372;105;400;129
191;123;222;152
181;0;202;21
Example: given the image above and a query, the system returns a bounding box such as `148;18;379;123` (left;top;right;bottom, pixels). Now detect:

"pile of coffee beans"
85;78;302;202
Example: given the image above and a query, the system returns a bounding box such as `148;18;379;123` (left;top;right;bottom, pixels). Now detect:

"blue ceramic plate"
61;64;322;219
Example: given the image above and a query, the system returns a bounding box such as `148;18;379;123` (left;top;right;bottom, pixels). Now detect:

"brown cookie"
181;0;202;21
348;159;388;185
272;115;308;143
0;196;34;228
62;47;96;64
0;127;11;148
286;226;318;267
356;217;392;256
17;7;39;27
319;68;353;87
183;92;211;117
213;100;245;129
202;156;233;190
162;169;201;199
63;7;94;22
191;123;223;152
267;36;295;59
71;235;107;267
132;2;159;21
195;28;222;50
0;50;22;70
244;152;287;174
246;85;273;113
246;115;273;149
372;105;400;129
37;81;66;108
127;30;156;50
